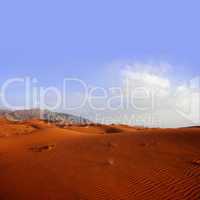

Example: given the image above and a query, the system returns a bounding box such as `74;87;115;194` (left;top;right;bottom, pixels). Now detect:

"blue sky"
0;0;200;82
0;0;200;127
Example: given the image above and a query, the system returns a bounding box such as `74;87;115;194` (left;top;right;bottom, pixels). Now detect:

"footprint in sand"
107;158;115;166
29;144;56;152
107;142;118;149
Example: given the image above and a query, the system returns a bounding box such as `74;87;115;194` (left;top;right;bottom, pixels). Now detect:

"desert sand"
0;118;200;200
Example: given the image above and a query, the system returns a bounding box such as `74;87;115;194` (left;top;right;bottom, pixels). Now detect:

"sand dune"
0;119;200;200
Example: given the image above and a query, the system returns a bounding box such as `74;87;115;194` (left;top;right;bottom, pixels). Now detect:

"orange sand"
0;119;200;200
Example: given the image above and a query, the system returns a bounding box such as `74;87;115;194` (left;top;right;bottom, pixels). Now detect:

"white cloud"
109;62;200;127
123;71;170;89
